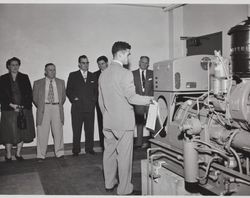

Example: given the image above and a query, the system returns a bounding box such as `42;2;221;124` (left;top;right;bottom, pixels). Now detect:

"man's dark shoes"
15;154;24;161
37;158;45;162
57;155;64;159
86;150;96;155
5;156;12;162
134;145;142;150
105;184;118;192
72;153;79;157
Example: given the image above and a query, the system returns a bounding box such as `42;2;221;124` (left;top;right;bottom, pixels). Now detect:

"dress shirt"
139;69;147;92
80;69;88;82
45;77;59;103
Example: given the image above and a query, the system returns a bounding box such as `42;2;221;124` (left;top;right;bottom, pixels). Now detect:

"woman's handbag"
17;108;27;130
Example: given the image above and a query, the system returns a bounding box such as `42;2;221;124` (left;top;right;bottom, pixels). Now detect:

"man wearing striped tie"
33;63;66;160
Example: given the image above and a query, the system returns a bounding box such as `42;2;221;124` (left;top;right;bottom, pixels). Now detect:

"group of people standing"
0;41;154;195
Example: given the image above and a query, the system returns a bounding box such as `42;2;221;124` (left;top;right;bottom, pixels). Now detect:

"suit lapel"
55;78;61;103
85;71;89;84
136;69;143;95
41;78;46;103
6;74;12;99
145;70;152;94
77;70;86;85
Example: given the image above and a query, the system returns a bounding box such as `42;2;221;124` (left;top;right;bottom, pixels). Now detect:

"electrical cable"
229;147;243;174
197;156;220;181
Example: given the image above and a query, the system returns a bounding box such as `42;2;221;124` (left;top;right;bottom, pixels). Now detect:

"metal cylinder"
228;17;250;78
213;78;220;95
231;130;250;152
221;79;228;93
183;140;198;183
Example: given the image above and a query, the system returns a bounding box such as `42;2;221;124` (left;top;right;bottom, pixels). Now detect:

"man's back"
99;61;135;131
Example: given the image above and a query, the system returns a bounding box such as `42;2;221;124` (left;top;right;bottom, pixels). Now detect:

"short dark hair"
6;57;21;68
111;41;131;56
78;55;88;63
97;56;108;63
140;56;150;62
45;63;55;69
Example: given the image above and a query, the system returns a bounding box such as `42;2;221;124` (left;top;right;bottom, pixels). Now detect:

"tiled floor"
0;148;147;195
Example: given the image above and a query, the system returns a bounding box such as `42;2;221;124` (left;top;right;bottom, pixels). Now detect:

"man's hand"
9;103;22;112
148;97;156;105
150;99;157;105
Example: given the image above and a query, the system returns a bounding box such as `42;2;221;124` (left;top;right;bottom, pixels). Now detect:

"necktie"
142;70;145;90
48;80;54;103
83;72;87;82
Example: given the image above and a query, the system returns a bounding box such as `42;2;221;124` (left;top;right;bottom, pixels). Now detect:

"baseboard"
0;141;103;161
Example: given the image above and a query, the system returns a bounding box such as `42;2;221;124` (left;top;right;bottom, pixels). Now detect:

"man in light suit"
66;55;98;156
98;41;153;195
93;56;109;151
132;56;153;149
33;63;66;160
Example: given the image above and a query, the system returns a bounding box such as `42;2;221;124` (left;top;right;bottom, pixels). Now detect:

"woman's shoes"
5;156;12;162
15;154;24;161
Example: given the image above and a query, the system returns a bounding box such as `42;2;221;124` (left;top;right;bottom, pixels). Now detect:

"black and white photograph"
0;0;250;196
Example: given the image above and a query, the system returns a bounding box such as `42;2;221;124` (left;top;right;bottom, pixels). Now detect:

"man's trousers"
71;109;95;154
37;104;64;159
103;128;134;195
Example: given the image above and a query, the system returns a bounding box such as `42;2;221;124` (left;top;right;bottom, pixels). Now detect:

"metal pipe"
246;157;250;176
197;156;220;181
147;148;162;195
193;139;227;156
150;153;167;195
183;140;198;182
229;178;250;186
196;147;229;160
229;147;243;174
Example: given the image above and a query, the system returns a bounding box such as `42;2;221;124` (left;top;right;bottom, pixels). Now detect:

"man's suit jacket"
66;70;97;112
33;78;66;126
132;69;153;115
94;70;101;80
93;69;101;105
98;61;151;133
0;72;33;111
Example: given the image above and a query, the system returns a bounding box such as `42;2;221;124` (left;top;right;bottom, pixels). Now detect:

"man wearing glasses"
66;55;98;156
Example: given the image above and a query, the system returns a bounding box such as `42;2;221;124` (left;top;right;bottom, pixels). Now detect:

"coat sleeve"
93;74;98;103
98;77;105;114
121;70;152;106
0;76;2;108
61;80;66;105
66;73;76;103
22;74;33;109
32;81;39;108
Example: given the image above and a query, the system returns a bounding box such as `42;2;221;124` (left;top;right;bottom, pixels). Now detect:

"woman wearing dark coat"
0;57;35;161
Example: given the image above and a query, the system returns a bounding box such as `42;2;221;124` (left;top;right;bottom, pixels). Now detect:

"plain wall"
0;4;169;147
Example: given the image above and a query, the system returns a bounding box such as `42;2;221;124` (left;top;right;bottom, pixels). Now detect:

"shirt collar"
139;69;146;75
80;69;88;75
113;60;123;66
46;77;55;82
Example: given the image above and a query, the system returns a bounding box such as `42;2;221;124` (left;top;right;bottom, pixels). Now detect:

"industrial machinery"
146;18;250;195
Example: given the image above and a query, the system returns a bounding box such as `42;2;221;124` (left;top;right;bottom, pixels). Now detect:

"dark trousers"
135;113;145;147
71;109;95;154
96;103;104;150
